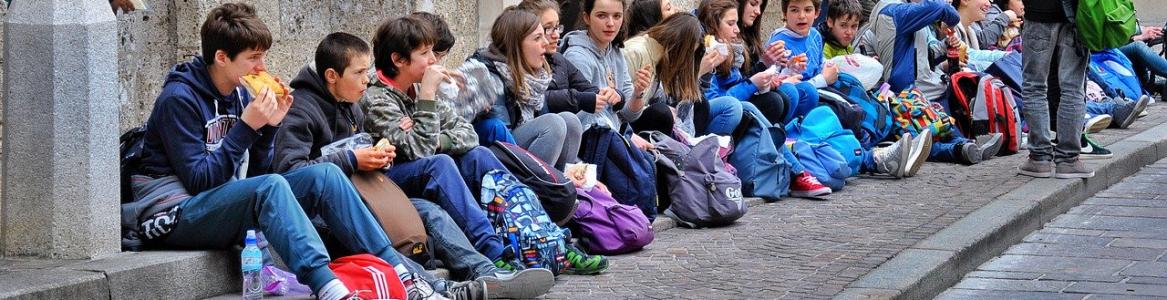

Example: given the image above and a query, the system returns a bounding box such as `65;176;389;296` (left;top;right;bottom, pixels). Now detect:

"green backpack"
1076;0;1138;51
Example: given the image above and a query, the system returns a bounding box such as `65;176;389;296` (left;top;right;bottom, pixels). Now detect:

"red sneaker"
790;171;832;198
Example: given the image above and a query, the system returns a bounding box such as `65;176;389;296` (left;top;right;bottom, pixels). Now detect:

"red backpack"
950;72;1022;155
329;254;407;300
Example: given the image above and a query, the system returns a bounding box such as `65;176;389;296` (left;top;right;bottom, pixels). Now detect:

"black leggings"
631;102;677;134
746;91;789;126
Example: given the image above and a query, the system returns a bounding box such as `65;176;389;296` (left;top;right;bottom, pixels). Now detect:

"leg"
1120;41;1167;79
629;102;675;134
1020;21;1058;162
385;156;506;261
776;83;802;124
746;91;789;127
512;114;568;169
792;81;820;119
1052;23;1089;163
473;117;517;146
411;199;498;280
703;96;744;136
161;175;337;294
452;146;510;197
558;112;583;168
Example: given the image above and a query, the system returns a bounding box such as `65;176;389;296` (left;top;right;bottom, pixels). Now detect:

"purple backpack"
572;187;654;255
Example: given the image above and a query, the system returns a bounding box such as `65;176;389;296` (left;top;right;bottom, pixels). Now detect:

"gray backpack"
645;131;746;228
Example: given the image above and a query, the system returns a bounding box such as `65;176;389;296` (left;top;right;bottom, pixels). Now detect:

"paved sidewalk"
938;157;1167;300
542;105;1167;299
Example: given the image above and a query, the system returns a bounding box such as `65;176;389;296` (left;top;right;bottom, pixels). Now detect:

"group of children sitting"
120;0;1159;299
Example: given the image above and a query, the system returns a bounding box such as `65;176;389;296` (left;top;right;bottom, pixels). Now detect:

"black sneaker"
1080;134;1113;160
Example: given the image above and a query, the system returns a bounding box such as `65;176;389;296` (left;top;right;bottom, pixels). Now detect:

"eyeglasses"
544;25;564;36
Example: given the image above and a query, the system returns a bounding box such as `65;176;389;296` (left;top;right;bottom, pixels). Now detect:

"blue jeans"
385;147;507;261
1119;41;1167;82
777;81;820;124
411;199;499;281
707;96;744;135
1086;98;1117;117
474;117;517;146
161;164;409;294
927;126;973;163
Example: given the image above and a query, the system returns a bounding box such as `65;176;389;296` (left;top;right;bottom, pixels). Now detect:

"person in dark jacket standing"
1016;0;1093;179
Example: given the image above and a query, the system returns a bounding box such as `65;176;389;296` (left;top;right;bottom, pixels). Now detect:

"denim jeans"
706;96;744;135
385;149;507;261
161;164;407;293
474;117;517;146
927;126;973;163
411;199;499;281
1086;98;1117;117
777;81;820;124
512;112;583;170
1021;21;1088;163
1119;41;1167;83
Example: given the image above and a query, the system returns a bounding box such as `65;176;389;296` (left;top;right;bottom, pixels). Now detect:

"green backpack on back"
1076;0;1138;51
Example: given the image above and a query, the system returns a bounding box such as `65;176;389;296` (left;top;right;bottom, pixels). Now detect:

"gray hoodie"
560;30;643;130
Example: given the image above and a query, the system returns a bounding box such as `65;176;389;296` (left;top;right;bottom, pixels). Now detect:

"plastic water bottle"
242;230;264;300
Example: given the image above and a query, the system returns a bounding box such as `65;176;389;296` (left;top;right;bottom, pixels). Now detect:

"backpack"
830;73;893;149
950;72;1022;155
349;171;431;264
727;108;791;201
488;141;578;226
1077;0;1138;51
1087;49;1146;101
572;187;654;254
786;106;863;178
817;89;866;141
479;170;569;274
881;86;957;141
789;140;850;191
120;126;147;204
984;51;1026;119
328;254;407;300
579;126;658;221
644;131;747;228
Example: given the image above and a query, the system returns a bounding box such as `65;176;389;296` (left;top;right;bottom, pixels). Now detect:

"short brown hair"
371;16;436;78
781;0;821;12
410;12;456;54
200;3;273;64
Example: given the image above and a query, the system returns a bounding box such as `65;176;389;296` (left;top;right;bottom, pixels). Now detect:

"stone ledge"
0;251;235;300
837;120;1167;300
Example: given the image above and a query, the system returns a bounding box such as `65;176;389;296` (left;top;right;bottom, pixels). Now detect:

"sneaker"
407;277;448;300
959;142;983;165
478;268;554;299
790;171;832;197
1112;95;1151;129
975;133;1004;161
873;133;911;178
1084;114;1112;133
443;280;486;300
1080;134;1113;160
906;130;932;177
563;244;608;275
1017;159;1054;178
1054;159;1095;179
492;258;525;272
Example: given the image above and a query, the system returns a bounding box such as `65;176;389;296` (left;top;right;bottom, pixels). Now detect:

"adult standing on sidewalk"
1017;0;1094;179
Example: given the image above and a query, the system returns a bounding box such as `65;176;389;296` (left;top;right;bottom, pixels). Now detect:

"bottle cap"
245;230;258;246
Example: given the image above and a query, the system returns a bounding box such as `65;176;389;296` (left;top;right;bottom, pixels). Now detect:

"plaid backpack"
479;170;569;274
879;85;956;141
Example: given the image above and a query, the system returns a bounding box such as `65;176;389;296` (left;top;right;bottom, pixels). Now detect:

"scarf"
731;42;746;70
494;62;552;123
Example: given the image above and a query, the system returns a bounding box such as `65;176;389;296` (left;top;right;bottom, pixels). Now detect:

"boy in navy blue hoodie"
126;3;463;299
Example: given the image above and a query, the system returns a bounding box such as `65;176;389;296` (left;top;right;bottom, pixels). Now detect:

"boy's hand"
353;147;390;171
267;78;294;126
633;65;652;99
699;50;726;76
823;62;839;86
762;40;788;66
781;74;804;84
419;65;450;100
241;87;273;130
787;53;808;74
946;34;961;48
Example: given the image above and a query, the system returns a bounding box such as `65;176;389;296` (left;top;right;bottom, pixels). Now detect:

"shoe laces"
796;172;824;187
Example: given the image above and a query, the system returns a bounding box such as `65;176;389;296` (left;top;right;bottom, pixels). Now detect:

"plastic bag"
262;266;312;296
829;54;884;91
319;133;375;157
443;60;504;122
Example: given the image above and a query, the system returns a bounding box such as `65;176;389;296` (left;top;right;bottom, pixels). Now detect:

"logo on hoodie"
204;114;241;152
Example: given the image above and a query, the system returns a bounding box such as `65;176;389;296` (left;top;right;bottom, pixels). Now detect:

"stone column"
2;0;120;259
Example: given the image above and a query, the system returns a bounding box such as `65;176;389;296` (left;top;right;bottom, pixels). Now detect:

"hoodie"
273;62;362;175
545;52;601;114
135;57;275;195
869;0;960;100
361;69;479;162
560;30;644;129
768;27;826;85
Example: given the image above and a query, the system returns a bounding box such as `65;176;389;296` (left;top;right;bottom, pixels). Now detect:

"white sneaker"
906;129;932;177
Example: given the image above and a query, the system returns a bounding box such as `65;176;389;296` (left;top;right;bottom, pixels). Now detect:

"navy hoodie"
135;57;277;195
273;62;362;175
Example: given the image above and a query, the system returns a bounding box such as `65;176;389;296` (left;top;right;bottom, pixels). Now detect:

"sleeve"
272;107;357;175
545;59;600;114
247;125;278;177
153;91;260;194
362;91;441;162
436;101;480;155
615;55;645;123
975;12;1010;50
891;0;960;35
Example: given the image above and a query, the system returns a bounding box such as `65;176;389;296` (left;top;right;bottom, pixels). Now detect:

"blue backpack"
579;126;658;221
786;106;863;177
1088;49;1146;100
728;108;791;201
479;170;569;274
827;73;892;149
790;140;850;191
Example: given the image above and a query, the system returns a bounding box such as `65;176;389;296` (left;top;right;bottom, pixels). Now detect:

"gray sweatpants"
1021;21;1088;163
513;112;583;170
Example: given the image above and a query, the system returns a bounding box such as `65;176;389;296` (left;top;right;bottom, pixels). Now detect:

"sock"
318;279;350;300
394;264;414;289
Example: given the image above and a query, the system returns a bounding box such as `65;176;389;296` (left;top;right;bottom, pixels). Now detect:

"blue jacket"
870;0;959;98
705;67;759;102
768;27;825;80
135;57;277;194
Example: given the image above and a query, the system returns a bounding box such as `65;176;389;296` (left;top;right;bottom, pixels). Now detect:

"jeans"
161;164;405;294
1119;41;1167;83
1086;98;1117;117
777;81;820;124
706;96;744;135
1021;21;1088;163
927;126;973;163
512;112;583;170
474;117;517;146
411;199;499;281
385;150;506;261
630;102;675;134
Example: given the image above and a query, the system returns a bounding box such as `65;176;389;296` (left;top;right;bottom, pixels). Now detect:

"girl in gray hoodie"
560;0;649;133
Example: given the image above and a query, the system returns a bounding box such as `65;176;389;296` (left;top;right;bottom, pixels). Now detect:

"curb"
835;122;1167;300
0;251;237;300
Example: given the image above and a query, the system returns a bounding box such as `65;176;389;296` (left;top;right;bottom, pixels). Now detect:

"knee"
422;154;458;172
304;163;344;178
713;96;743;118
542;114;568;137
558;112;583;135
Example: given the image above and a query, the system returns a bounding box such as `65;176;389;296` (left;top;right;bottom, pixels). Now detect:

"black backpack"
488;141;578;226
120;126;147;204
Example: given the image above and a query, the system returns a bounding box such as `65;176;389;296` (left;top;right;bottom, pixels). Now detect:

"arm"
890;0;960;36
361;89;442;161
435;100;480;155
545;56;600;113
975;11;1010;50
154;91;261;194
247;126;278;177
272;107;357;175
615;56;645;123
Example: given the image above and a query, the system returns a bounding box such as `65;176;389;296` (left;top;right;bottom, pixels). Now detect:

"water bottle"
242;230;264;300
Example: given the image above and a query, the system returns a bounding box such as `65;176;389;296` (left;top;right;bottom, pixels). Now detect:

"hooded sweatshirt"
361;69;479;162
869;0;960;100
560;30;644;129
135;56;275;195
273;62;362;175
